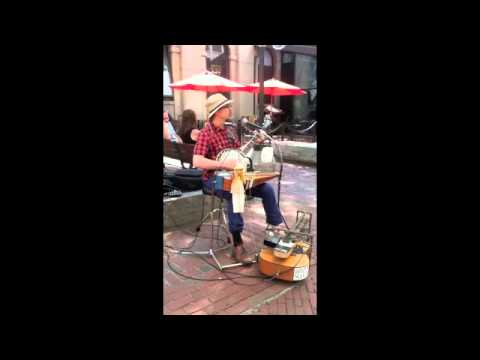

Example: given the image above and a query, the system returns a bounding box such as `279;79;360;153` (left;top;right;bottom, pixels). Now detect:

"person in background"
163;111;183;143
178;109;200;144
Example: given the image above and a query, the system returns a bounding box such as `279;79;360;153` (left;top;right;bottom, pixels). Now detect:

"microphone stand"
241;120;290;230
248;127;286;212
262;131;289;230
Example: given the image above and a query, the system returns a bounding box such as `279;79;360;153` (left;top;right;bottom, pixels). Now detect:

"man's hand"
163;111;169;123
254;130;267;144
221;158;239;171
191;129;200;142
192;155;240;172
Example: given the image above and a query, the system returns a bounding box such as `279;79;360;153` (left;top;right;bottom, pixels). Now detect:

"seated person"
178;109;200;144
193;94;284;263
163;111;183;143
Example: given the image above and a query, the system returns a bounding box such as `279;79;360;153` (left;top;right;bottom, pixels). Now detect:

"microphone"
240;117;264;131
240;118;273;141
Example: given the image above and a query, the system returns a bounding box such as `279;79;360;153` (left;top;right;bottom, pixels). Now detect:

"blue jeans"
202;176;283;234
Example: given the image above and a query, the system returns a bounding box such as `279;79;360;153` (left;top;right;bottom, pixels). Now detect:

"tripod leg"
215;199;223;243
209;249;223;270
197;193;207;232
221;208;230;243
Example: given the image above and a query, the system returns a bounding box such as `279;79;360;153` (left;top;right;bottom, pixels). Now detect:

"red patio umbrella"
247;78;306;126
247;78;306;96
169;71;254;93
169;71;255;123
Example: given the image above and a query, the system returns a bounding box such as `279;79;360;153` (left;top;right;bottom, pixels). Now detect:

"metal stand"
245;127;289;229
171;189;255;271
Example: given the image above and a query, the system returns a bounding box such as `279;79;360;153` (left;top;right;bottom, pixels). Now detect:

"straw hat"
206;93;233;119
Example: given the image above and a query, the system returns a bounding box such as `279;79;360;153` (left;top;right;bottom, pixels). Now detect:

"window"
282;53;294;64
293;54;316;121
163;46;173;98
206;45;230;99
208;45;224;56
280;52;317;123
255;48;274;80
206;45;228;76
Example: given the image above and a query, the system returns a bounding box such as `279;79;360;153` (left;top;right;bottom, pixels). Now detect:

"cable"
194;251;266;286
164;212;219;251
165;238;313;285
166;250;237;282
165;247;269;285
164;223;278;285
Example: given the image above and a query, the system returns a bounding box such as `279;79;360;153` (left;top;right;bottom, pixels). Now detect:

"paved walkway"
163;162;317;315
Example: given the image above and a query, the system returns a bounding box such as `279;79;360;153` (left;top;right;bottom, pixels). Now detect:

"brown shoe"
267;224;288;233
233;245;254;263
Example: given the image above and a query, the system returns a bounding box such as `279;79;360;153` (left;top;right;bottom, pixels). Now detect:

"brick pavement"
163;162;317;315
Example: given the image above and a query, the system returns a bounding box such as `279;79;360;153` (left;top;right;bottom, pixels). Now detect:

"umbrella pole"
258;46;265;127
272;92;286;225
271;95;274;127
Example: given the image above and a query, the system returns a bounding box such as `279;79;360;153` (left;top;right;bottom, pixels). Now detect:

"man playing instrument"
193;93;284;263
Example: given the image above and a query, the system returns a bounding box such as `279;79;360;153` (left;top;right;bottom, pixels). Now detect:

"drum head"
217;149;249;171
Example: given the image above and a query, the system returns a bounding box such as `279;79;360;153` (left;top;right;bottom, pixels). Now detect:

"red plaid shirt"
193;122;241;180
